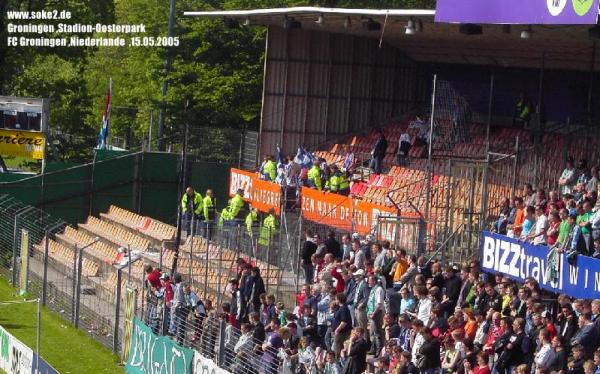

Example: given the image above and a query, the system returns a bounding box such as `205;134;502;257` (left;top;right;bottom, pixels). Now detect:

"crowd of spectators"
491;157;600;261
144;225;600;374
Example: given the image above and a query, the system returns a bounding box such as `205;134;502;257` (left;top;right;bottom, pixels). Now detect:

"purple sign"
436;0;599;24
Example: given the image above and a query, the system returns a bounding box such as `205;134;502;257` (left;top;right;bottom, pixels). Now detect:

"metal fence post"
266;226;272;292
189;215;194;286
113;267;123;354
204;224;210;300
217;319;226;367
74;245;84;328
71;244;78;324
42;230;50;306
12;207;33;286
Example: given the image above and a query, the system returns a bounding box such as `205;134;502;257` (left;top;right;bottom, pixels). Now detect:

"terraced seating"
33;238;99;277
79;216;150;251
57;226;119;263
100;205;175;242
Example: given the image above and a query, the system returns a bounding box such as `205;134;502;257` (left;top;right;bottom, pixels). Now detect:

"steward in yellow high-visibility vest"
203;189;216;222
181;187;203;217
262;156;277;182
258;209;277;247
245;208;259;236
202;189;216;239
218;189;246;226
307;160;322;190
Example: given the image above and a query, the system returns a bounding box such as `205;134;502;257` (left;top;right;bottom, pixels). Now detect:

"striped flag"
97;79;112;150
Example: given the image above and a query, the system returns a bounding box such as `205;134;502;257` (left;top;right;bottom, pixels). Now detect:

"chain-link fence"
0;194;151;355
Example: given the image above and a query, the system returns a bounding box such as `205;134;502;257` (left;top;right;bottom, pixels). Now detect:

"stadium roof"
184;7;600;72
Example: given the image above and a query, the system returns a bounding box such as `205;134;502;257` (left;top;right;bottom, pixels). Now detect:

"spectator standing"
527;205;548;245
342;145;356;174
417;327;441;374
352;269;369;335
559;158;578;195
523;184;536;208
396;131;412;166
370;130;388;175
521;206;536;240
300;231;317;284
342;327;370;374
331;293;352;358
324;231;342;260
367;274;385;355
510;197;526;238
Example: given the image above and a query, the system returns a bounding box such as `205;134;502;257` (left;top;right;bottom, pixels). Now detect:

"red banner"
301;188;353;231
229;168;281;214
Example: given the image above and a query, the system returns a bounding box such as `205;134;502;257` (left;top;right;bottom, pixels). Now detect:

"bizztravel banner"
126;317;194;374
481;231;600;299
436;0;600;24
229;168;281;214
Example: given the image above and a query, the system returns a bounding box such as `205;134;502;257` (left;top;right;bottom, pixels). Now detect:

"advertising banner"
250;178;281;215
301;188;353;231
481;231;600;299
19;229;29;296
229;168;254;199
0;129;45;159
435;0;600;25
0;327;10;373
121;288;137;364
10;336;33;374
353;201;397;236
192;352;231;374
229;168;281;214
126;317;194;374
0;326;51;374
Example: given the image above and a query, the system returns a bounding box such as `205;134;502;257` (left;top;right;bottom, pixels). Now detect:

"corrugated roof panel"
267;26;287;60
265;60;287;93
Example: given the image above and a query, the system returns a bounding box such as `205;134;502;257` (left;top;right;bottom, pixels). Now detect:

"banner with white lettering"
126;317;194;374
480;231;600;299
192;351;231;374
9;336;33;374
0;325;57;374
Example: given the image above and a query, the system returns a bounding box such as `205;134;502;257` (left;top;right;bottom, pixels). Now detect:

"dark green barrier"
0;152;231;225
126;317;194;374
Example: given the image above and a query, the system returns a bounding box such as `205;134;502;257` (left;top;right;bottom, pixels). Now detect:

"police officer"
181;187;203;235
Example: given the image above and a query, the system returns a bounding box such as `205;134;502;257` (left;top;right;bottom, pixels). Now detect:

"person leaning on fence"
181;187;203;234
219;188;246;226
258;208;277;247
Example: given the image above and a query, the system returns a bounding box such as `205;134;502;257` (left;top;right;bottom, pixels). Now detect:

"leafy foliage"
1;0;433;163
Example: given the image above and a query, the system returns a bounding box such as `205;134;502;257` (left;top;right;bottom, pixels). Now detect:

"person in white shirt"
534;329;555;370
407;286;432;326
527;205;548;245
410;319;425;366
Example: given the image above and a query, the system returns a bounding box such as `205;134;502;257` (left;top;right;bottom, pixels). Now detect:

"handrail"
425;222;465;266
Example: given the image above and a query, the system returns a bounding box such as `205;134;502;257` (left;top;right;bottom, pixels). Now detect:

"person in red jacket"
145;265;162;289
